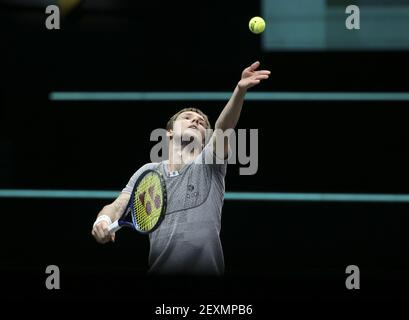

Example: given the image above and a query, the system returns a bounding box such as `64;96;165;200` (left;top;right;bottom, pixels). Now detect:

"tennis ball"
249;16;266;34
58;0;82;16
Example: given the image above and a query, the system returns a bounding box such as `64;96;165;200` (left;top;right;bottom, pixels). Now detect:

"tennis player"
92;61;270;274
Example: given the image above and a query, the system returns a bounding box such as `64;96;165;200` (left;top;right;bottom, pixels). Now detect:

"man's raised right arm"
91;192;130;244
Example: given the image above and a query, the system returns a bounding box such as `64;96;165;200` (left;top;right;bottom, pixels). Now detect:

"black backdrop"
1;0;409;314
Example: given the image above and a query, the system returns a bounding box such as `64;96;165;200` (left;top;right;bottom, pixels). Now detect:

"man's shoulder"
130;162;161;176
140;162;161;170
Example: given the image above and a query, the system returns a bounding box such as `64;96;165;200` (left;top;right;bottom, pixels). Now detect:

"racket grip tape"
107;220;122;233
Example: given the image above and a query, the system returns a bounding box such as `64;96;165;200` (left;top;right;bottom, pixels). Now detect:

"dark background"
1;0;409;314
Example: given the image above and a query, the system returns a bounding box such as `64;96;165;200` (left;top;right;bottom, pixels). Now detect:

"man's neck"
167;140;202;173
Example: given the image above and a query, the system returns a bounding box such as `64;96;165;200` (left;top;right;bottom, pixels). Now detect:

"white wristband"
93;215;112;228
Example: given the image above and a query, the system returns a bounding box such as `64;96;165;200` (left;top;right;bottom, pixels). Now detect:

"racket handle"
107;220;122;233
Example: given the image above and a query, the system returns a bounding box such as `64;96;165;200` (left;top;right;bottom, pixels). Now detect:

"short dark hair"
166;107;211;131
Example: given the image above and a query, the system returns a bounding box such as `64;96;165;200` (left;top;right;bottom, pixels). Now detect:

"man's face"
172;111;207;146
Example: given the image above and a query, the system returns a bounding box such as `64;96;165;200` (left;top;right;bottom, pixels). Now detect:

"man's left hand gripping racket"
108;170;167;234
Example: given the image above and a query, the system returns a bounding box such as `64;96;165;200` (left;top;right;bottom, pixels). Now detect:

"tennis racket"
108;170;167;234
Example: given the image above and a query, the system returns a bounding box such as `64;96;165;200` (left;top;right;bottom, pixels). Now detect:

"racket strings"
132;172;164;232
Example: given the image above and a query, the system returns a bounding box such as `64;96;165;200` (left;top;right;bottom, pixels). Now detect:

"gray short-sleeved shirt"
122;143;227;275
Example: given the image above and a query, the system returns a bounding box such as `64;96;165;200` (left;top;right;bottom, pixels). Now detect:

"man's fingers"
249;61;260;71
255;75;269;80
91;220;116;244
94;230;105;243
255;70;271;75
95;224;110;241
101;227;111;242
94;226;105;240
243;67;252;74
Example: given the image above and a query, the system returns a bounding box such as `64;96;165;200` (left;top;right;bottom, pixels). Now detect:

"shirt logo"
186;184;198;199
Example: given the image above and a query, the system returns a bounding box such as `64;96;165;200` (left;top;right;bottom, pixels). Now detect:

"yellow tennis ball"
249;16;266;34
58;0;82;16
